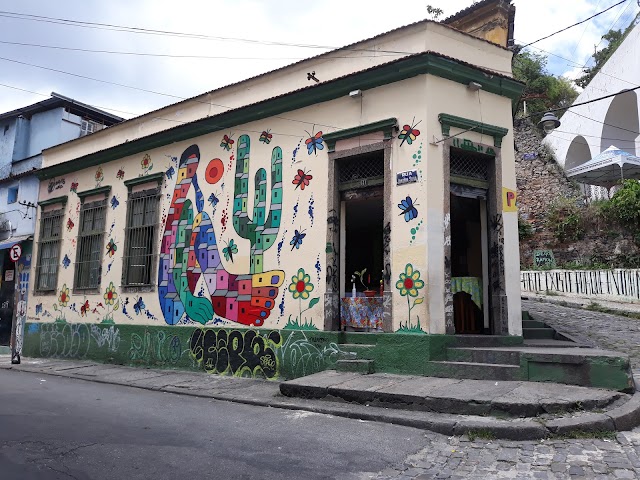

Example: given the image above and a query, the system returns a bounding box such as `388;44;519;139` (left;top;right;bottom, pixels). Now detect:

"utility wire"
0;38;401;61
0;10;411;55
519;0;628;48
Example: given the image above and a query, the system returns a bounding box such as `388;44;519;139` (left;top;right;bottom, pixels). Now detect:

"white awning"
566;145;640;187
0;234;32;251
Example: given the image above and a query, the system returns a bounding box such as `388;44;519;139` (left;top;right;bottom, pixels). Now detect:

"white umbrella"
566;145;640;188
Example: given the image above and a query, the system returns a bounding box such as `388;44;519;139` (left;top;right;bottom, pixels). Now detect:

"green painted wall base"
21;322;634;391
0;345;10;355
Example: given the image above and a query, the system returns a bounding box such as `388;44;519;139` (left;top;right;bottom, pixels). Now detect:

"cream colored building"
25;1;524;370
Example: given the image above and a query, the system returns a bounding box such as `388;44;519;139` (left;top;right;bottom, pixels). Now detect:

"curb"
5;363;640;440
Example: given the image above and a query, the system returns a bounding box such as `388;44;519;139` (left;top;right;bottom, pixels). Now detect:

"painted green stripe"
76;185;111;199
37;53;524;180
38;195;68;207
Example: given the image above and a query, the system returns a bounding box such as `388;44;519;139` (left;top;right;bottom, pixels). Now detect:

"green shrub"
545;197;585;242
601;180;640;227
518;215;534;240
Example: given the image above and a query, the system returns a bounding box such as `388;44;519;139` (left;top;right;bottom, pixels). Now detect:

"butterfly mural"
304;130;324;155
208;192;220;208
166;166;175;180
62;254;71;269
80;300;90;317
259;130;273;144
398;119;422;147
290;229;307;250
398;196;419;222
222;239;238;262
220;134;235;151
35;303;42;315
66;218;74;231
106;238;117;257
292;169;313;190
133;297;146;315
110;196;119;210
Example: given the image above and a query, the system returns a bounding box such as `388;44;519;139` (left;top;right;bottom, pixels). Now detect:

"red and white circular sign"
9;243;22;262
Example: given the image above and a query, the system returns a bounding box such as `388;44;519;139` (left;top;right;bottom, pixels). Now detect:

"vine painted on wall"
158;141;285;327
395;263;426;334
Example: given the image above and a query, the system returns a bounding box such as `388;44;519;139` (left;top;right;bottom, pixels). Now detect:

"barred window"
122;188;159;287
74;199;107;290
36;209;64;292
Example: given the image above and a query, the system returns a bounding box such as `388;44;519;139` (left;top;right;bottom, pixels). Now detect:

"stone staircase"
427;335;524;381
335;343;375;374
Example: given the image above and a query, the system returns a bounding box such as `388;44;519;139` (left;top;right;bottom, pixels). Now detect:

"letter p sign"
502;188;517;212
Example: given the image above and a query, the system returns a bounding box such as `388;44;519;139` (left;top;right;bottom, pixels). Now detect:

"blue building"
0;93;122;358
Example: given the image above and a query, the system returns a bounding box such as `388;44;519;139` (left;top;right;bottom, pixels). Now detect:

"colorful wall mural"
25;71;521;374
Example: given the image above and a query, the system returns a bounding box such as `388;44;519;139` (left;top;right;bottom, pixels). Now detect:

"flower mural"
58;284;70;307
286;268;319;330
141;154;153;173
289;268;314;300
95;167;104;187
396;263;425;333
104;282;118;305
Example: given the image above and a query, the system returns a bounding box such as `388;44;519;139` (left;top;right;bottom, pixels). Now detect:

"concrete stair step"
447;347;521;366
335;359;374;374
451;335;524;348
523;339;583;348
522;320;547;329
523;328;556;339
426;361;522;381
337;344;376;360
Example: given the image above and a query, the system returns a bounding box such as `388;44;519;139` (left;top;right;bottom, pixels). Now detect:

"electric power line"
520;0;629;48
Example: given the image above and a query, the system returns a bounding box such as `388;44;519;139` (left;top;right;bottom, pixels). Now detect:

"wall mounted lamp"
537;112;561;134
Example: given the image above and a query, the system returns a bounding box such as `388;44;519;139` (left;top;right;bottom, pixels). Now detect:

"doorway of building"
0;249;16;346
343;192;384;295
450;187;489;334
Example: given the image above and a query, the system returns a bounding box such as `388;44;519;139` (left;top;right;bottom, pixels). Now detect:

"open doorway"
344;193;384;294
450;187;489;334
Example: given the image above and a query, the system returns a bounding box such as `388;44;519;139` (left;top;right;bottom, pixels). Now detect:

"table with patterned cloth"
340;297;384;330
451;277;483;309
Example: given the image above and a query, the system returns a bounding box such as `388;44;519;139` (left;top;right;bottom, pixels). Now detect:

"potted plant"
354;268;378;297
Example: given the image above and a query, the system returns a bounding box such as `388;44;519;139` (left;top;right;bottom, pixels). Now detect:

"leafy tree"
576;14;639;89
426;5;444;20
512;51;578;121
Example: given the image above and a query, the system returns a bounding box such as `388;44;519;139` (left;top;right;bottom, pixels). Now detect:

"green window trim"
38;195;68;207
124;172;165;190
324;118;397;152
76;185;111;199
438;113;509;147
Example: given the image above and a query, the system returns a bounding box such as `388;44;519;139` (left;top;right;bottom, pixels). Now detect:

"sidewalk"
3;355;640;440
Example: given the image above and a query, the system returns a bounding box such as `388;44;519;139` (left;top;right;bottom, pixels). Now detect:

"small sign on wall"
502;187;517;212
533;250;556;268
396;170;419;186
5;270;14;282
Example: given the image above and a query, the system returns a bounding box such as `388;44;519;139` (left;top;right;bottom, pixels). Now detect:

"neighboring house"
545;21;640;199
0;93;122;356
24;1;525;379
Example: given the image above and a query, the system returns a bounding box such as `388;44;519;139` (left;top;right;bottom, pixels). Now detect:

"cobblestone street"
374;431;640;479
371;300;640;479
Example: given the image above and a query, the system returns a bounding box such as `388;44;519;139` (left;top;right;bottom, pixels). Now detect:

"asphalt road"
0;369;428;480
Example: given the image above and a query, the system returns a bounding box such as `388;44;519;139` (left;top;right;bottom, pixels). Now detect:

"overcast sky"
0;0;638;119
